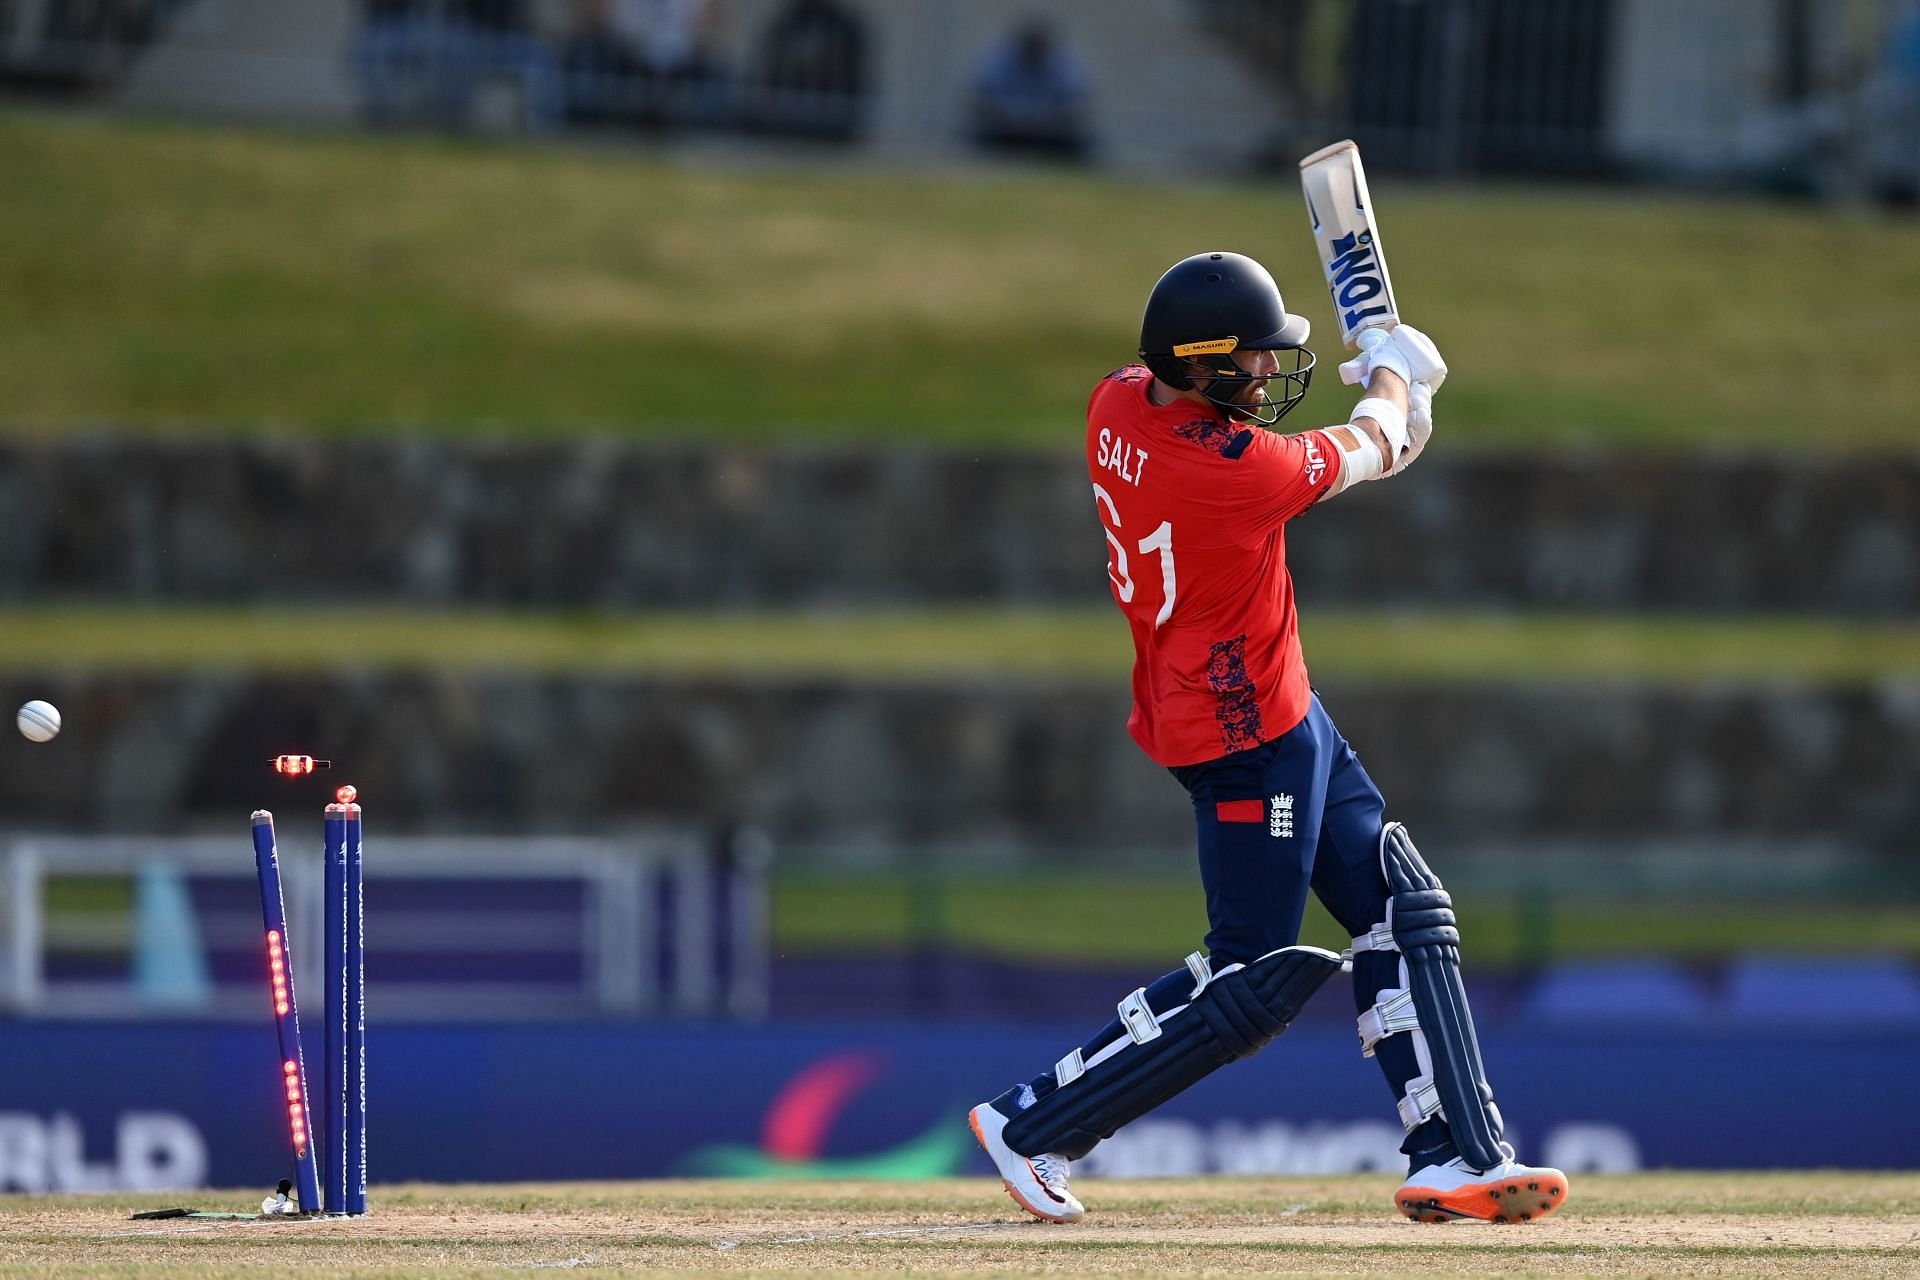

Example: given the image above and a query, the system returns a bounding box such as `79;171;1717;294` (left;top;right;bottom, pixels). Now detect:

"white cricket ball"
16;700;60;743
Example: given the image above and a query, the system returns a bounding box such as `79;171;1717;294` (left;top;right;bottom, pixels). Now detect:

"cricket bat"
1299;139;1399;350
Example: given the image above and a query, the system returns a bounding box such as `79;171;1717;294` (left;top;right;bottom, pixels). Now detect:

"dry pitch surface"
3;1174;1916;1278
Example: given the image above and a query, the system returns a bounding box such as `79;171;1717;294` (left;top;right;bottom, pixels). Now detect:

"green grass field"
772;868;1920;967
6;1175;1915;1277
7;605;1920;684
36;859;1913;970
2;111;1914;447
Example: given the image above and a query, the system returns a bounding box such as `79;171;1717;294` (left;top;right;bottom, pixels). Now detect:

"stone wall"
8;438;1913;855
2;439;1916;612
5;672;1913;855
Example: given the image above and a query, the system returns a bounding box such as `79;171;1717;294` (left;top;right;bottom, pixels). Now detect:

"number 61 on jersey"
1093;483;1177;628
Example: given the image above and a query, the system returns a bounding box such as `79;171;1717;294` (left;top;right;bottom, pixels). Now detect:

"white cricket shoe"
1396;1155;1569;1224
968;1102;1084;1223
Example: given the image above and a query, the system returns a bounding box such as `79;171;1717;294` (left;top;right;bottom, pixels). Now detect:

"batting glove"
1338;323;1449;394
1388;380;1434;476
1338;326;1410;389
1386;323;1447;393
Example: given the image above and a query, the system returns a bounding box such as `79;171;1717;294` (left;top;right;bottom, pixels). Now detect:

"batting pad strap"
1358;987;1422;1057
1351;397;1409;454
1397;1077;1443;1131
1055;1049;1086;1087
1184;951;1211;996
1350;924;1398;955
1118;988;1163;1044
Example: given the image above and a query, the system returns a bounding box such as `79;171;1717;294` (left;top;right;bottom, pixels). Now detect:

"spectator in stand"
562;0;732;129
968;19;1091;161
452;0;561;130
751;0;865;140
352;0;558;132
560;0;644;125
638;0;733;126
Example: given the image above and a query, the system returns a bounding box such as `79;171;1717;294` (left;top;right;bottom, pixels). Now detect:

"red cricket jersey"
1085;366;1343;767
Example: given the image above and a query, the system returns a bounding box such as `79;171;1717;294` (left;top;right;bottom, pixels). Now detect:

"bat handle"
1350;323;1393;353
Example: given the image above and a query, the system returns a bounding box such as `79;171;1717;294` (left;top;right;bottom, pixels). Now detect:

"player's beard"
1226;382;1271;423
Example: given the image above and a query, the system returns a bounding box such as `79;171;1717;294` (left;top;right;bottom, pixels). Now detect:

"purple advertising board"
0;1020;1912;1191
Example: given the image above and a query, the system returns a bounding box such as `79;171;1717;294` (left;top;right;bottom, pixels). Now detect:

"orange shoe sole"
968;1108;1079;1224
1396;1170;1568;1224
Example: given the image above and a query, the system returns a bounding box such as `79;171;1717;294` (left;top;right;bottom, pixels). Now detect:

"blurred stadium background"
0;0;1916;1193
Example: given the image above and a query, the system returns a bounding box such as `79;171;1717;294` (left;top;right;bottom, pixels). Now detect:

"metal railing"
0;827;769;1020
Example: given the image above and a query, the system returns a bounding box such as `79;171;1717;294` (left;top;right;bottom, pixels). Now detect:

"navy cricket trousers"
1172;695;1453;1163
1170;693;1390;963
999;693;1456;1167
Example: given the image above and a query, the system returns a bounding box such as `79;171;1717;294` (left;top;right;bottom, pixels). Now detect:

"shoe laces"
1030;1152;1071;1191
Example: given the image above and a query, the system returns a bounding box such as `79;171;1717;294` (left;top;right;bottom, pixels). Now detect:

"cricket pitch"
3;1173;1915;1278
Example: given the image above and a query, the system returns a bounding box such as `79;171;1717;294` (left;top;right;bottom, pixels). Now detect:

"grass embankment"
772;870;1920;966
6;606;1920;684
41;858;1915;968
2;110;1915;446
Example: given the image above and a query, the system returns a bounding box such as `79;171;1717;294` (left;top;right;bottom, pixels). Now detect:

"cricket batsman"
968;252;1570;1224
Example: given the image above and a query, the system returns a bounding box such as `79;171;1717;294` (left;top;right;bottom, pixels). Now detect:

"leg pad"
1000;945;1344;1160
1379;823;1511;1171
